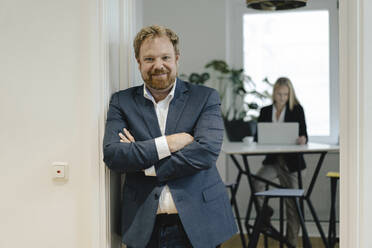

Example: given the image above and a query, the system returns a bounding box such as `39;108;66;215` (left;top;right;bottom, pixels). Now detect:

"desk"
222;142;339;248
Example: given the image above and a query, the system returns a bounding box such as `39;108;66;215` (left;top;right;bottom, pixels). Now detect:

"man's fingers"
120;137;130;143
118;132;131;143
166;132;194;153
124;128;135;142
118;128;135;143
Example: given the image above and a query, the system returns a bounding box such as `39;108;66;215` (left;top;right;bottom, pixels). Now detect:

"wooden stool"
326;172;340;248
248;189;312;248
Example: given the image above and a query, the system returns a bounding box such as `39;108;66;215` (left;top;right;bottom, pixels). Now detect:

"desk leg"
229;155;248;248
245;197;254;237
306;198;329;248
242;155;263;238
242;155;260;211
230;155;244;193
296;153;306;246
304;152;329;248
228;184;247;248
306;152;327;197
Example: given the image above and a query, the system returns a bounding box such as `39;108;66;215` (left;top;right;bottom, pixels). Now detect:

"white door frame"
339;0;364;247
97;0;141;247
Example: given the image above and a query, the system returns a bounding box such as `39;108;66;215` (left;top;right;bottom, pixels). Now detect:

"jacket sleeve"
102;92;159;173
155;89;224;182
296;105;308;142
254;106;270;142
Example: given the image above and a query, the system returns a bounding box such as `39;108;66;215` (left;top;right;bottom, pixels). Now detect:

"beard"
143;68;177;90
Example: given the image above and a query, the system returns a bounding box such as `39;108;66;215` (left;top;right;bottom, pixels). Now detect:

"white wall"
0;0;101;247
142;0;227;76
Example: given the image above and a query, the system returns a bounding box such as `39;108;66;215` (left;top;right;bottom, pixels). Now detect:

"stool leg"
280;197;284;248
328;178;338;248
264;184;269;248
248;197;270;248
294;198;312;248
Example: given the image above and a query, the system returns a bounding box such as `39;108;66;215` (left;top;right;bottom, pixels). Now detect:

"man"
103;25;237;248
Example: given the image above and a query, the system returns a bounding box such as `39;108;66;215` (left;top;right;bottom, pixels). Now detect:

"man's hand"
166;133;194;153
119;128;135;143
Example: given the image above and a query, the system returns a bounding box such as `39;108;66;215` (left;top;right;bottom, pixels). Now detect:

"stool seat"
326;172;340;178
224;181;237;187
255;189;304;198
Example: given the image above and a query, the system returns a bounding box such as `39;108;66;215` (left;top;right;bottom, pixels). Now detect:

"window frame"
226;0;339;144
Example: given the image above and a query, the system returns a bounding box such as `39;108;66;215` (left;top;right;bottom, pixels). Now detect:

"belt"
155;214;181;227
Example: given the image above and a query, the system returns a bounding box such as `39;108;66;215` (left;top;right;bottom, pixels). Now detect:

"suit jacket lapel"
134;87;162;138
165;79;189;135
284;103;291;122
268;105;273;121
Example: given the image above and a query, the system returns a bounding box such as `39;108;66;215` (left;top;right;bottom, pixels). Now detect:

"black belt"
155;214;181;227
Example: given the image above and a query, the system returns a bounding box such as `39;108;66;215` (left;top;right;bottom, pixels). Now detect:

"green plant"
204;60;273;121
179;72;210;85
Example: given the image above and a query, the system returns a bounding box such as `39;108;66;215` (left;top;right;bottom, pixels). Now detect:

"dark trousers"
128;214;221;248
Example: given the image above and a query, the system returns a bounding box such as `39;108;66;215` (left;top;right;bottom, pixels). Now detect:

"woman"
254;77;308;248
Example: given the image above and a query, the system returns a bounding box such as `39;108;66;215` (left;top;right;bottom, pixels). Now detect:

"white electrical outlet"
52;162;68;180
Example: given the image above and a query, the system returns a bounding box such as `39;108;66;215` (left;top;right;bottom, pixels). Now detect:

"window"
227;0;339;144
243;11;330;136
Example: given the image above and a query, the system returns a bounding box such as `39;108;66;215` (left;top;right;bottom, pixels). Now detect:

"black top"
255;103;308;172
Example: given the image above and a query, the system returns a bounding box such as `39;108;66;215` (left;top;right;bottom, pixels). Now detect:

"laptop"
257;123;299;145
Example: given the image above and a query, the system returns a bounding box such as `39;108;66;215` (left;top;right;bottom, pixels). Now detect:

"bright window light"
244;10;330;136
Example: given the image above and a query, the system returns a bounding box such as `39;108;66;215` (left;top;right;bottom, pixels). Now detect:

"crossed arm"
118;128;195;178
103;90;224;182
119;128;194;153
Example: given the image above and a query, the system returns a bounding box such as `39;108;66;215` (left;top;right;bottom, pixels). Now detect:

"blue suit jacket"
103;79;237;248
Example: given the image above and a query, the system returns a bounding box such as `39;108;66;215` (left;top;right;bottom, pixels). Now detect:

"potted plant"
181;60;273;141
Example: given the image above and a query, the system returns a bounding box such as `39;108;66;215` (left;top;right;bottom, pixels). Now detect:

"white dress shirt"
272;105;286;123
143;81;178;214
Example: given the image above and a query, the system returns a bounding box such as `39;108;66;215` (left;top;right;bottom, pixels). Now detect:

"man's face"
137;36;179;91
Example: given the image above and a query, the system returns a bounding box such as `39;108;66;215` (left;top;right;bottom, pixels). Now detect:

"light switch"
52;162;68;180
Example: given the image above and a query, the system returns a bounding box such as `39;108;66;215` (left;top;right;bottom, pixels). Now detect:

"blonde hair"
133;25;180;59
272;77;300;111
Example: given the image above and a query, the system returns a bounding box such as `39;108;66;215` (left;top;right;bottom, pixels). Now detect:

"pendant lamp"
246;0;307;10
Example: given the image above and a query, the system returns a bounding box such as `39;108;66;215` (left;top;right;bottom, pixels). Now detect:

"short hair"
272;77;300;111
133;25;180;59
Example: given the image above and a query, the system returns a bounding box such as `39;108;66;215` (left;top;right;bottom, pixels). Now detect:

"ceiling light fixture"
246;0;307;11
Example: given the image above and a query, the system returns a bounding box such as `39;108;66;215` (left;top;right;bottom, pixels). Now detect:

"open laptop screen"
257;123;299;145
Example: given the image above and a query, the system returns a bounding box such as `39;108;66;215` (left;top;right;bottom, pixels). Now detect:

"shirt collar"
272;104;287;122
143;78;177;103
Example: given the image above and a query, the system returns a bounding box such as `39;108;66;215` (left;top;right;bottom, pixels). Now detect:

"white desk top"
222;142;339;155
